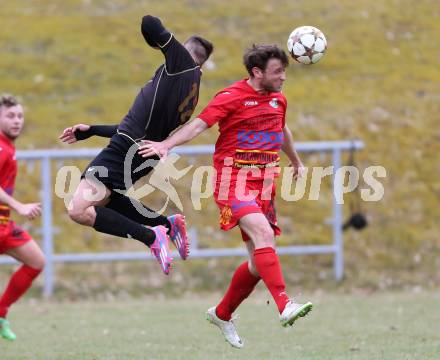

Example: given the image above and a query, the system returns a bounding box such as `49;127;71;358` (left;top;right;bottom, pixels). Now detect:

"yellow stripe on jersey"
235;149;279;155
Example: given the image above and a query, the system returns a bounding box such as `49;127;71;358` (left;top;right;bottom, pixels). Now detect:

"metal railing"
0;141;364;296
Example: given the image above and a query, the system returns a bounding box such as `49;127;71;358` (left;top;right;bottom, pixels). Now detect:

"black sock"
106;193;171;230
93;206;155;247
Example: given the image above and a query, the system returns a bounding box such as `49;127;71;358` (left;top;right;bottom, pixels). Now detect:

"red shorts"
214;178;281;241
0;221;32;254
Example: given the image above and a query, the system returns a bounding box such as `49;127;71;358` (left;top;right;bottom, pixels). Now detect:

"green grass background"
1;291;440;359
0;0;439;291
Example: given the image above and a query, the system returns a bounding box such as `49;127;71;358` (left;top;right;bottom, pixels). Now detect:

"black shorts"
82;134;159;191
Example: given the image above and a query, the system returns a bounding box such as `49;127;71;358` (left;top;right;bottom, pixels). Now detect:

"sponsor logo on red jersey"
243;100;259;106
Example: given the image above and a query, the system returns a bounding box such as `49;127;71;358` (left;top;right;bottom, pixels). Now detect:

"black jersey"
118;16;201;143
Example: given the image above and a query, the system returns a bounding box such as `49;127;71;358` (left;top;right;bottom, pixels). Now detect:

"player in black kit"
59;15;213;275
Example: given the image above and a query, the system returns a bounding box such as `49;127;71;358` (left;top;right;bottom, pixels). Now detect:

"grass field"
1;290;439;359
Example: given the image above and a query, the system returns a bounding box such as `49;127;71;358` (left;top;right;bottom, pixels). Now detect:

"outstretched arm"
141;15;173;50
281;124;305;180
59;124;118;144
141;15;197;72
0;186;41;220
138;118;209;158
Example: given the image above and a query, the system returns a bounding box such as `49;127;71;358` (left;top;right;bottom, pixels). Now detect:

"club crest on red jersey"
269;98;279;108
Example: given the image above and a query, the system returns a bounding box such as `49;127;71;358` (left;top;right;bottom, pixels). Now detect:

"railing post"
41;157;54;297
332;148;344;281
188;227;198;251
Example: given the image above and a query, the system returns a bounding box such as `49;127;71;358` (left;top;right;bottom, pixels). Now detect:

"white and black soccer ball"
287;26;327;65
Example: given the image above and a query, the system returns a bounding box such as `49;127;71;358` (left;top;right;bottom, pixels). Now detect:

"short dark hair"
243;44;289;77
0;94;19;109
185;36;214;65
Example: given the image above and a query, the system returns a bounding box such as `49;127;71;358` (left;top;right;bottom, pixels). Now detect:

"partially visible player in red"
139;44;313;348
0;95;44;341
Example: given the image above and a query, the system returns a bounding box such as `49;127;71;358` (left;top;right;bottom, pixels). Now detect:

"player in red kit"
0;95;45;341
139;44;313;348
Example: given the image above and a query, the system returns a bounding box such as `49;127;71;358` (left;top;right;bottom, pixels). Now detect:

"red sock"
0;265;42;318
253;247;289;313
216;261;260;321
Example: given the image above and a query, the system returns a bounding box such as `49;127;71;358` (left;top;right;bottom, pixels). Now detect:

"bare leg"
6;240;45;270
67;178;111;226
244;238;259;277
239;213;275;250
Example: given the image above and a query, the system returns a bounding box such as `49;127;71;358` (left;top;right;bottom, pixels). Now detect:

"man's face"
0;104;24;140
258;58;287;93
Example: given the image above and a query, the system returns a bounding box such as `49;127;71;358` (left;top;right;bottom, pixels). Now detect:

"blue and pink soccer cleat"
167;214;190;260
150;225;173;275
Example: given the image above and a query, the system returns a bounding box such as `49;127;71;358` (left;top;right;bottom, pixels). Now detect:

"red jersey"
0;132;17;222
198;79;286;180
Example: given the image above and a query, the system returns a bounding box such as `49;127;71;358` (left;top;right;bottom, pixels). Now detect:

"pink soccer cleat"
150;225;173;275
167;214;190;260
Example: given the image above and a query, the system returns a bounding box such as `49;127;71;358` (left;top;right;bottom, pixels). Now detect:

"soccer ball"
287;26;327;65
